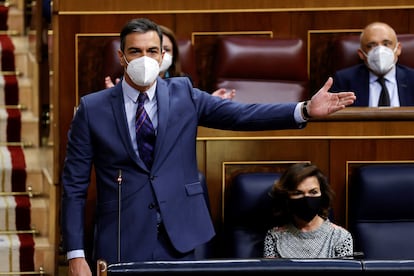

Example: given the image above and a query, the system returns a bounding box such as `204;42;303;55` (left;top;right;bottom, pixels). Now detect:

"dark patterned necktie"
136;93;155;169
377;77;390;106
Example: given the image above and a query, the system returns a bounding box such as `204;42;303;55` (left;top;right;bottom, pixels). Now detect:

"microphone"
340;251;364;260
351;251;364;260
117;169;122;263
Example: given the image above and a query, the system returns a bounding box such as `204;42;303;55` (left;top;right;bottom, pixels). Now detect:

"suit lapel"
396;66;409;105
110;84;147;169
152;78;170;171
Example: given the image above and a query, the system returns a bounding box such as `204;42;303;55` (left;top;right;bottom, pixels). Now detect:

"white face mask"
159;52;173;73
362;45;397;75
124;55;160;86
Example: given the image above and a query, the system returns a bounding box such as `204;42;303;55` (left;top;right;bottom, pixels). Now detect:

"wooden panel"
68;9;414;99
200;139;329;228
76;34;118;97
309;29;362;93
53;2;414;261
197;129;414;233
195;108;414;231
55;0;414;12
329;139;414;226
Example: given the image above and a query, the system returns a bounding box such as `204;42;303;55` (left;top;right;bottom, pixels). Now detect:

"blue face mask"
289;196;322;222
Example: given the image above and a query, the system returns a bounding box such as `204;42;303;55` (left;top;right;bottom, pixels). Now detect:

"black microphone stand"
117;169;123;263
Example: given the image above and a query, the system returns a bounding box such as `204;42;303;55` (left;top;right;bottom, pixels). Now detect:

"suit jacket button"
148;203;156;209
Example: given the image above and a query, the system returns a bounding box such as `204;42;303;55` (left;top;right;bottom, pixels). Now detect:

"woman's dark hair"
269;163;334;225
119;18;163;52
159;25;184;77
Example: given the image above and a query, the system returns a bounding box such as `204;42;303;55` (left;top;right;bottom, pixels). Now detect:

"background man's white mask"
363;45;397;75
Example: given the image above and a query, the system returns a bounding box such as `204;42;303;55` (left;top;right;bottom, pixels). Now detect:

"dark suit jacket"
332;64;414;106
61;77;303;264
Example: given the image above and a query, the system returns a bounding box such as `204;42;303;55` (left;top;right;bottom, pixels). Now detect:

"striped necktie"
136;92;155;169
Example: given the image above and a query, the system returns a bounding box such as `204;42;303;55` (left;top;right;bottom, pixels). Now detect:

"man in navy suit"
61;18;355;275
332;22;414;106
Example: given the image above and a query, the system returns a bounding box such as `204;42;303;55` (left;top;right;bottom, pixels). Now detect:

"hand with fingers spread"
306;77;356;118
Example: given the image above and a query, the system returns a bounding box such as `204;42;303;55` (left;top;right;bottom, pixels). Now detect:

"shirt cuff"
67;249;85;260
294;102;308;123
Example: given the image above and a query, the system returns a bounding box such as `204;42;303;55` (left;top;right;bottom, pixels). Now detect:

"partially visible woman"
157;25;184;79
264;163;353;258
105;25;235;100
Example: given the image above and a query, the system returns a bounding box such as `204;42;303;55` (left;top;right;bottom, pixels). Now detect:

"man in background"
332;22;414;107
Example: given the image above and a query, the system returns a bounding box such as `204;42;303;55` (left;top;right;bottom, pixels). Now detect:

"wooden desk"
196;107;414;230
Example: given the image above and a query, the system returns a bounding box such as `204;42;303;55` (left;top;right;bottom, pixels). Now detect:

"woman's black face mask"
289;196;322;222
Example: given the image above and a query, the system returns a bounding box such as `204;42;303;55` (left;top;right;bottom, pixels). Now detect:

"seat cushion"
215;80;308;103
349;164;414;259
213;36;309;103
350;164;414;220
224;172;281;258
355;222;414;259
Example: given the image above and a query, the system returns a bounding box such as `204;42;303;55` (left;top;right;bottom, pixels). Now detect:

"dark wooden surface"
52;1;414;264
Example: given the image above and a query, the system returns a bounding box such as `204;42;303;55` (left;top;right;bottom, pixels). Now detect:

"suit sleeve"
61;98;94;252
193;87;300;131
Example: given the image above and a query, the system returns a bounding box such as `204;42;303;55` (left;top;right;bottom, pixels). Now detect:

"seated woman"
264;163;353;258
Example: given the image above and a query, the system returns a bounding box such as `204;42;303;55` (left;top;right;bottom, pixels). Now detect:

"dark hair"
119;18;163;52
159;25;183;77
269;163;334;225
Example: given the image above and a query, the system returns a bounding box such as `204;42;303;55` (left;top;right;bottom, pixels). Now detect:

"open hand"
307;77;356;118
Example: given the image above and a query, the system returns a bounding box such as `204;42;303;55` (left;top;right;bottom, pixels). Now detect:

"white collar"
122;79;157;103
368;66;396;84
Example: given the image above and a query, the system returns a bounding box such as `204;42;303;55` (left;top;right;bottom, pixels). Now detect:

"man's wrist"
302;101;312;120
67;249;85;260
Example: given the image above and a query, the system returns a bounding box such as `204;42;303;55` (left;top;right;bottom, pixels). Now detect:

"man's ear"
159;51;165;65
396;42;402;57
357;48;366;61
118;49;126;67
